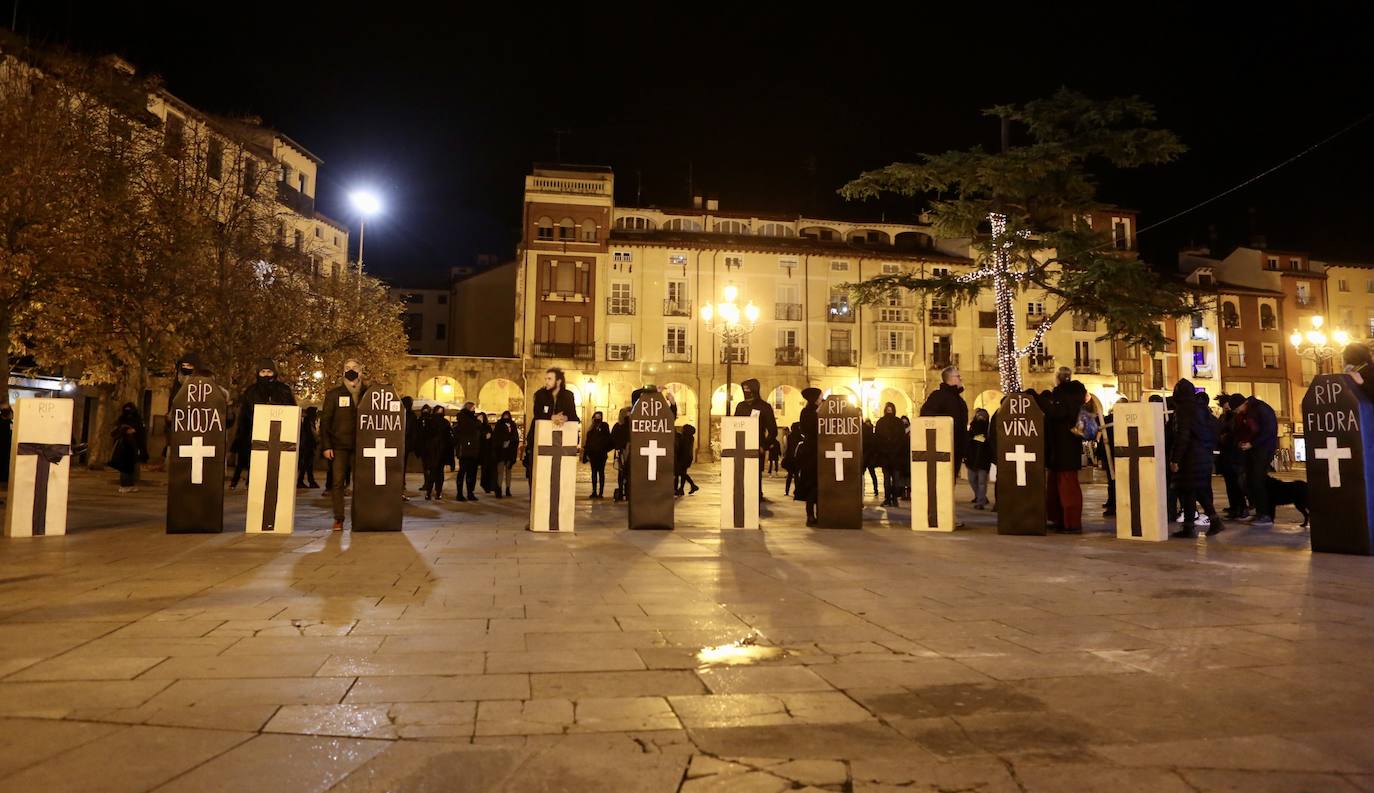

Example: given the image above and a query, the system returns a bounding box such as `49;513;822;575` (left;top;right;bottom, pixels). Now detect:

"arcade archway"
876;386;913;419
973;389;1005;416
661;382;696;426
477;378;523;417
710;383;746;416
770;384;806;422
417;376;464;407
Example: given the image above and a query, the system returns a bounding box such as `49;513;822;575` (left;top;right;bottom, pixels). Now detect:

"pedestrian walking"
675;424;699;495
108;402;148;493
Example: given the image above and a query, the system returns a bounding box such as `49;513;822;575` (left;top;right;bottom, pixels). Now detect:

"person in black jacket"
733;378;778;502
1216;394;1248;519
1169;379;1224;537
297;406;320;489
1237;394;1279;526
965;408;993;509
477;413;498;494
861;419;880;498
1342;343;1374;403
1044;368;1088;533
525;368;579;479
320;359;368;530
796;387;822;525
229;358;297;489
610;407;631;501
582;411;612;498
875;403;906;507
675;424;698;495
452;402;482;501
419;406;454;500
401;396;419;492
781;422;802;496
919;365;970;478
109;402;149;493
492;411;519;498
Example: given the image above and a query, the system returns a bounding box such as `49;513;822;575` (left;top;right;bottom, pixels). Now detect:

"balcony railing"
1027;313;1048;330
930;352;960;370
1222;316;1241;329
775;302;803;321
606;343;635;361
721;346;749;364
827;303;855;323
542;289;590;303
1072;316;1096;332
775;346;804;366
1260;319;1277;331
928;309;955;326
1226;354;1246;367
663;299;692;317
827;349;857;367
1073;358;1101;374
662;344;692;362
1028;357;1056;373
276;181;315;216
979;354;999;371
533;342;594;360
1192;363;1214;379
877;351;913;367
606;297;636;315
1263;354;1280;369
1297;295;1313;306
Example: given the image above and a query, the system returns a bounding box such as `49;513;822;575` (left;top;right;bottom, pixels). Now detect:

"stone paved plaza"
0;466;1370;792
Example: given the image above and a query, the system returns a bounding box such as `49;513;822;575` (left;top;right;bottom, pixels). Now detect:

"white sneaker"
1195;514;1210;527
1174;513;1185;523
117;487;131;494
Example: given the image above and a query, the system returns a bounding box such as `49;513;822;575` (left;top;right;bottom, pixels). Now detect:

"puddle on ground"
696;633;788;666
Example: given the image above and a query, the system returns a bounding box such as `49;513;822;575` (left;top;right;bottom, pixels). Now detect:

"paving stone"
474;699;574;736
531;670;706;698
151;734;389;793
344;673;530;703
696;665;833;694
0;724;250;793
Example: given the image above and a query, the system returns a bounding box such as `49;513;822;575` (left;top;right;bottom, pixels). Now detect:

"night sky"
9;3;1374;284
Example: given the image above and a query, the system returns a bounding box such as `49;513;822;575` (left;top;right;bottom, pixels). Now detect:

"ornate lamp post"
700;284;759;415
1289;315;1350;375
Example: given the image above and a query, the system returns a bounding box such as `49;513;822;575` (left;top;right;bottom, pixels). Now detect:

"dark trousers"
230;454;249;487
328;453;352;521
119;466;137;487
882;465;902;503
458;456;479;496
1046;470;1083;530
866;465;879;496
424;466;445;497
1244;448;1274;518
1178;480;1217;527
1219;461;1247;514
675;472;696;493
784;470;795;494
589;460;606;495
297;452;318;487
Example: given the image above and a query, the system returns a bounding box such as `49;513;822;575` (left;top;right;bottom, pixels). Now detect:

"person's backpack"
1076;410;1100;441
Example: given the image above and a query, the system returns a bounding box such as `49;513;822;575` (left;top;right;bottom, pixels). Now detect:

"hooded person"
491;410;520;498
320;359;369;530
732;378;779;503
796;387;823;525
674;424;699;495
452;401;483;501
230;358;297;489
109;402;149;493
1217;393;1248;518
582;410;612;498
875;402;906;506
1169;379;1224;537
298;406;320;488
420;405;455;500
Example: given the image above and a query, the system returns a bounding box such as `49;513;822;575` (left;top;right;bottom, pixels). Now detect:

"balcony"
1029;357;1056;373
775;302;803;321
1222;317;1241;329
930;352;960;370
533;342;594;360
979;354;999;371
542;289;590;303
1297;294;1313;306
775;346;804;366
1072;315;1096;332
877;351;913;367
877;307;913;323
663;299;692;317
276;181;315;216
606;297;636;316
1073;358;1101;375
721;346;749;365
662;344;692;362
1260;319;1277;331
1192;363;1215;379
1226;354;1246;367
928;308;955;327
1263;354;1281;369
606;343;635;361
827;303;855;323
827;349;857;367
1026;313;1047;330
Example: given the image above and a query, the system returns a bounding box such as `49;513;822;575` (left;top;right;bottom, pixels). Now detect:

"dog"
1265;476;1310;528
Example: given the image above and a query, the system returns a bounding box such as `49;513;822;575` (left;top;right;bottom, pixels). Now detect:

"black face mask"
180;367;194;377
257;375;274;386
344;371;359;382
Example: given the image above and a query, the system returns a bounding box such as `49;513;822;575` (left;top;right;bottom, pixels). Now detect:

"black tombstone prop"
628;390;676;530
995;392;1047;536
1303;374;1374;555
352;384;405;532
167;376;228;534
816;396;863;529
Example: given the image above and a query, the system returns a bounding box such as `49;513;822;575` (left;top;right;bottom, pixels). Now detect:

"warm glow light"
700;304;713;322
1290;331;1304;348
744;302;760;323
350;190;382;216
1311;315;1325;329
1307;331;1326;346
312;370;324;380
723;284;738;303
440;383;453;396
1334;330;1351;346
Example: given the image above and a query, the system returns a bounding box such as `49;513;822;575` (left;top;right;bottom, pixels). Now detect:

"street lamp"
700;284;759;415
1290;314;1351;374
349;189;382;292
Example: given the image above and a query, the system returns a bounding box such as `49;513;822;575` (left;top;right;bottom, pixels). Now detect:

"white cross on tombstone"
825;442;853;481
178;436;217;485
1006;444;1037;487
640;439;667;481
363;437;398;486
1314;436;1353;488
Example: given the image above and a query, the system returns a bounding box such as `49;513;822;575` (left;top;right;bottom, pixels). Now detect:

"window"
580;220;597;242
558;218;576;240
1262;343;1280;369
778;328;798;348
164;113;184;158
878;329;915;351
669;254;688;266
298;173;308;193
206;138;223;181
1366;279;1374;293
242;159;258;196
666;280;687;305
435;323;446;341
830;260;849;272
978;311;997;329
1296;281;1312;305
932;267;949;278
828;287;851;315
724;256;743;271
1112;218;1131;250
929;297;953;326
437;295;447;305
1027;301;1045;316
1192;344;1208;372
314;227;322;238
609;281;633;314
881;263;900;275
830;329;851;350
1074;341;1092;366
1289;257;1302;271
757;223;795;237
1151;358;1165;390
536;217;554;240
665;326;688;354
1226;341;1245;368
931;334;953;367
772;387;786;411
1222;301;1241;328
1266;257;1279;271
613;251;632;265
333;235;340;247
713;219;750;234
615;216;655;230
541;258;591;298
1339;279;1350;292
1197;273;1215;287
293;230;304;251
663;218;702;231
879;306;912;323
1259;302;1277;330
1029;341;1051;367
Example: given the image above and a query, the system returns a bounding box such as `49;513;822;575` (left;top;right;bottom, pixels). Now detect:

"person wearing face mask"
320;359;369;530
732;378;778;504
164;353;203;460
875;402;906;507
230;358;297;489
420;405;454;500
492;411;519;498
108;402;149;494
582;410;612;498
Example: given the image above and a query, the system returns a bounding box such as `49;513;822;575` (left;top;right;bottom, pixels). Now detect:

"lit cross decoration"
363;437;398;486
1313;436;1352;488
1005;444;1036;487
639;439;667;481
825;442;853;482
178;436;217;485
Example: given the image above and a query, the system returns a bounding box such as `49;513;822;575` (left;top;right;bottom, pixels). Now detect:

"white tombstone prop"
530;419;580;533
1112;401;1168;542
910;416;955;532
246;404;301;534
719;414;762;529
5;398;74;538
